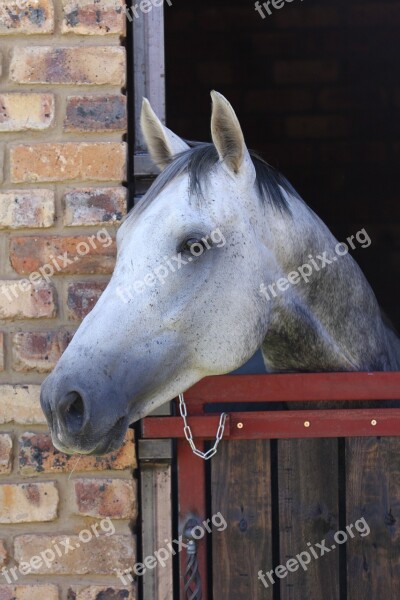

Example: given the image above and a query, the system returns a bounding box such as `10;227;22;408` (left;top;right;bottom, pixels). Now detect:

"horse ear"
140;98;189;169
210;90;249;175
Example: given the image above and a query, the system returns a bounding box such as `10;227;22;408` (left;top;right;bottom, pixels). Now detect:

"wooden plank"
139;439;172;462
141;463;173;600
211;440;273;599
177;439;208;600
278;439;340;600
134;153;160;176
184;372;400;405
143;408;400;440
139;407;173;599
133;3;166;154
346;437;400;598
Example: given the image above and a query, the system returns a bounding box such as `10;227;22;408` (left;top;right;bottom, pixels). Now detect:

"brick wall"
165;0;400;329
0;2;136;599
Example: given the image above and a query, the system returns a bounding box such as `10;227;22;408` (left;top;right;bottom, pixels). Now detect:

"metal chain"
179;393;227;460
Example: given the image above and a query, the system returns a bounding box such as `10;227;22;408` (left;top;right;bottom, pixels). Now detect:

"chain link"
179;393;227;460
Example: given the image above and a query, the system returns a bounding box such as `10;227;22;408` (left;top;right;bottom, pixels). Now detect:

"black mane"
133;141;298;218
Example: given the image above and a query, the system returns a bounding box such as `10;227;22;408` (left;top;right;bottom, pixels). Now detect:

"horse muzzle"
40;373;129;455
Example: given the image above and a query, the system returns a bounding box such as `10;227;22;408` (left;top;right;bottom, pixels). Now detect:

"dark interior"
164;0;400;336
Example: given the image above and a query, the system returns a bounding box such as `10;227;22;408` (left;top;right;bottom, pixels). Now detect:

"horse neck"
260;196;398;372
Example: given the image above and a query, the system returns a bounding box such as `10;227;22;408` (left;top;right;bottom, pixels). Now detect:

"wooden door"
211;436;400;599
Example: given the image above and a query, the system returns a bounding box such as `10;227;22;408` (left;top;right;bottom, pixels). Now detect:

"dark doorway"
165;0;400;330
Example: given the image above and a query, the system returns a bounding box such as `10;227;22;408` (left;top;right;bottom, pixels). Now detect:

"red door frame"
141;372;400;599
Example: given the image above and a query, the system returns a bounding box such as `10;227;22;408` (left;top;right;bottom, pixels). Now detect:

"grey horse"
40;91;400;455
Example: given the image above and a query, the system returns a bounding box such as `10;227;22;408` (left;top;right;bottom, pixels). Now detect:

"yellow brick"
0;280;56;319
10;142;127;183
10;46;126;85
0;482;59;523
0;189;55;228
69;586;136;600
0;539;7;566
0;434;12;475
0;0;54;35
0;385;46;425
0;94;54;132
12;330;72;373
0;144;4;183
62;0;126;35
14;534;135;574
0;585;59;600
0;332;4;371
19;430;136;475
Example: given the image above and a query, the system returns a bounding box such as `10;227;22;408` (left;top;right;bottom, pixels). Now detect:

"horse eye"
180;238;208;254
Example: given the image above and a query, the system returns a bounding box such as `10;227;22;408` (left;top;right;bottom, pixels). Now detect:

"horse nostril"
63;392;86;435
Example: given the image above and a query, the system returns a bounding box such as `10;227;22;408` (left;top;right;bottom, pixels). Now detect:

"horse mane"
132;141;298;219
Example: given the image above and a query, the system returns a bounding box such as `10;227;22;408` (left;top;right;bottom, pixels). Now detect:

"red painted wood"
143;415;229;439
143;409;400;439
177;439;208;599
184;372;400;404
